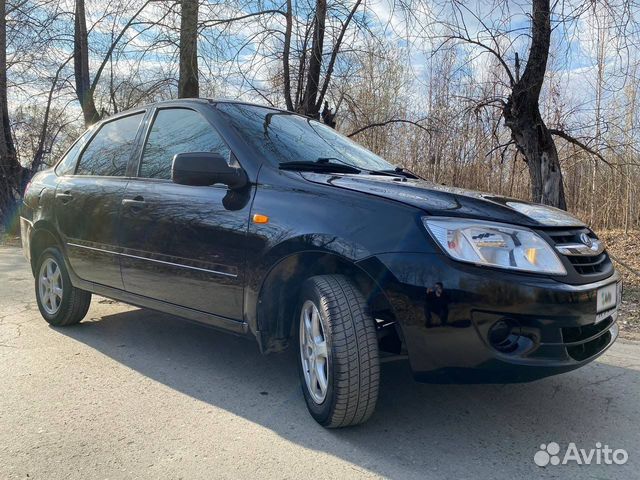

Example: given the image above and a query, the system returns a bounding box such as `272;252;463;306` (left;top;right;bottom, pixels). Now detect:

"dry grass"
0;228;21;247
599;230;640;340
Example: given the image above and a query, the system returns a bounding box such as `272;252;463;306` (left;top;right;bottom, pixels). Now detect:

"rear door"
118;106;251;320
55;112;145;289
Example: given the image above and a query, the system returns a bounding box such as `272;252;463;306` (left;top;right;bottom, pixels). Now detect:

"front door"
55;112;145;289
119;107;251;320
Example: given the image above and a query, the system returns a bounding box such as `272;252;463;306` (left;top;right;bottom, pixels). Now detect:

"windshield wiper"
368;167;419;179
279;159;361;174
279;158;420;178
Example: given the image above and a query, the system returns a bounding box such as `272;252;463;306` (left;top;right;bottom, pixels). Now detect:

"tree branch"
90;0;155;95
549;128;612;168
201;9;286;26
441;35;515;86
315;0;363;111
348;119;433;138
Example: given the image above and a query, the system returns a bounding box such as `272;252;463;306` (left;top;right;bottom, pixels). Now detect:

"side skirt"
71;275;250;336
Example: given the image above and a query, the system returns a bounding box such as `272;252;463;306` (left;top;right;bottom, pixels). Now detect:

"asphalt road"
1;245;639;480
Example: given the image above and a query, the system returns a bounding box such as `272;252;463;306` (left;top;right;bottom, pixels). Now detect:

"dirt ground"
1;244;639;480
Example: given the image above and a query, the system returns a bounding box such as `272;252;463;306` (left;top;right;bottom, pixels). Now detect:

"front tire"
35;247;92;326
297;275;379;428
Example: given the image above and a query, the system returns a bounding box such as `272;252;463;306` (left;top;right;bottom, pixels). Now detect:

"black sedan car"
21;99;621;427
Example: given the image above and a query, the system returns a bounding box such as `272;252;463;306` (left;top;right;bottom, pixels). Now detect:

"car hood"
300;172;585;228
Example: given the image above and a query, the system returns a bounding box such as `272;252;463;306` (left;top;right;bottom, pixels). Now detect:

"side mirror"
171;152;247;189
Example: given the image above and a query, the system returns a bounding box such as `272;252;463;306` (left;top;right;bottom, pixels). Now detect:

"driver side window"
139;108;231;180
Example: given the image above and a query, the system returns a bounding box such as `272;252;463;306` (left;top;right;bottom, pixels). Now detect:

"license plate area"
595;281;621;323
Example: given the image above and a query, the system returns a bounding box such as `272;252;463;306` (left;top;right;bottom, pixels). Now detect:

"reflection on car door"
55;112;145;289
118;107;251;321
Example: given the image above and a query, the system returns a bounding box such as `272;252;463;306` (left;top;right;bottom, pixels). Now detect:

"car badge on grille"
555;233;604;257
580;233;593;248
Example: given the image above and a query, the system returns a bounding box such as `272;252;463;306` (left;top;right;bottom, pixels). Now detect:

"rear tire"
297;275;379;428
35;247;91;326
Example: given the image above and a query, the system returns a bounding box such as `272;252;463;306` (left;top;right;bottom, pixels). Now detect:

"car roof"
98;98;301;125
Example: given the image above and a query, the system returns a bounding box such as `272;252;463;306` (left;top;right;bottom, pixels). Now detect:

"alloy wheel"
299;300;329;404
39;257;63;315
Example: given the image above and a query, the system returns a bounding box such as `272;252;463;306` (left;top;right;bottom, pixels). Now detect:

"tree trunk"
314;0;362;114
282;0;293;111
0;0;15;165
74;0;100;126
0;0;23;228
178;0;199;98
503;0;566;209
300;0;326;117
506;111;566;209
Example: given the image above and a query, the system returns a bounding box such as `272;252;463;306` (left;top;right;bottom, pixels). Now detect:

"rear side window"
139;108;230;180
54;129;94;176
76;113;144;176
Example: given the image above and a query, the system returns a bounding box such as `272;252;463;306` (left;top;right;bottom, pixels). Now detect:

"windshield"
216;103;395;171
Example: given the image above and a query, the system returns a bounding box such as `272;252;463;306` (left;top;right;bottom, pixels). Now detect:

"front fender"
242;167;430;351
244;234;373;344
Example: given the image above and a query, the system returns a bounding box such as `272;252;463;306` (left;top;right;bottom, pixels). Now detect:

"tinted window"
76;113;143;176
55;129;94;176
139;108;230;180
216;103;394;171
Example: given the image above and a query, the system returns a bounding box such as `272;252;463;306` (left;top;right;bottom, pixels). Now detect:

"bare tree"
74;0;153;126
432;0;640;211
432;0;567;207
503;0;566;208
0;0;21;227
208;0;367;119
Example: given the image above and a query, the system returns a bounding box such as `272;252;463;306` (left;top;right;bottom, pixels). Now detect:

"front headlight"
423;217;567;275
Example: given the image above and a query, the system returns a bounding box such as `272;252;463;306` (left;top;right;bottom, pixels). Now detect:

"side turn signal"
252;214;269;224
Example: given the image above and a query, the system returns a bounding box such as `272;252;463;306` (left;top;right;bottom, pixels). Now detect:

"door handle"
55;191;73;204
122;196;146;211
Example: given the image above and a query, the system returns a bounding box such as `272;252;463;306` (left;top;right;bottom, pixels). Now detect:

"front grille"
568;252;609;275
562;316;615;361
562;316;614;343
542;228;613;283
566;330;612;361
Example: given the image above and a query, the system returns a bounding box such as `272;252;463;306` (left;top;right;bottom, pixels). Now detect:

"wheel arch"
29;221;64;274
254;250;398;354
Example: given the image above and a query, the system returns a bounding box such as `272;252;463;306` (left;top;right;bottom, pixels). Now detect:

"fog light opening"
489;319;521;353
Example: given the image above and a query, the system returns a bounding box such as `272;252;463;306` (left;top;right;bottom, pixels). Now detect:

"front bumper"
357;252;620;383
20;216;33;265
